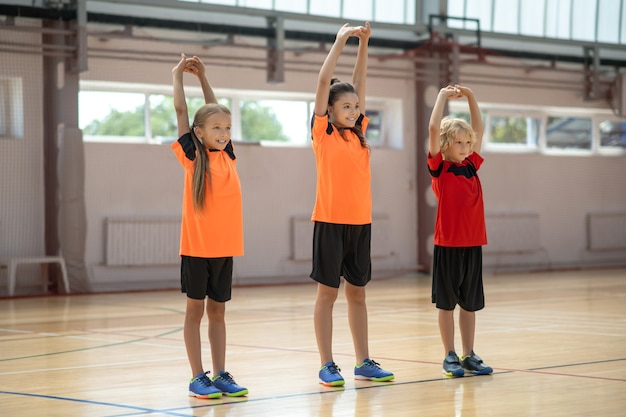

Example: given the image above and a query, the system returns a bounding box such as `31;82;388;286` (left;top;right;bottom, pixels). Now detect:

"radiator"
105;216;180;266
292;215;392;261
587;212;626;251
484;212;541;254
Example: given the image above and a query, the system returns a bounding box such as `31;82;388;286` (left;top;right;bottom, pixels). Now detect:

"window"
0;77;24;139
447;108;540;151
79;90;146;143
237;99;307;144
239;0;272;8
342;0;372;21
309;0;340;18
365;110;383;145
488;114;541;150
375;0;414;24
183;0;416;24
448;101;624;155
80;82;397;148
545;0;571;38
466;0;494;31
80;84;231;144
148;94;228;143
599;119;626;149
520;0;545;37
571;0;597;42
274;0;307;13
449;0;625;45
597;0;622;43
80;87;311;145
490;0;519;34
545;116;592;150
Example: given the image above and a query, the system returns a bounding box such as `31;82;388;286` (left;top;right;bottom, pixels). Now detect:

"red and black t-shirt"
427;151;487;247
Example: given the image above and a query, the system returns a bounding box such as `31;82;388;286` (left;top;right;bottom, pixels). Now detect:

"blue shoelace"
217;372;236;384
196;373;214;387
363;359;381;369
326;363;341;374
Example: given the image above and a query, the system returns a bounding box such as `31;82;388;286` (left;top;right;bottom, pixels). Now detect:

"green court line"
0;327;183;362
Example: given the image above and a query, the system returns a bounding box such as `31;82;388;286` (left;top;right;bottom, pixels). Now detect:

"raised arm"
314;23;363;117
186;55;218;105
456;85;484;153
173;53;190;137
428;85;460;157
352;22;371;113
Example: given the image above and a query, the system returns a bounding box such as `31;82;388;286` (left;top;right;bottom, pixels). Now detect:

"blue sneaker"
354;358;394;382
319;361;345;386
443;351;465;378
212;371;248;397
461;351;493;375
189;372;222;399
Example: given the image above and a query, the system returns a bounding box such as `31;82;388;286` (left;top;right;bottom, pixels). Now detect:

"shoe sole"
442;369;465;378
465;368;493;376
354;375;395;382
320;380;345;387
189;391;222;399
221;389;249;397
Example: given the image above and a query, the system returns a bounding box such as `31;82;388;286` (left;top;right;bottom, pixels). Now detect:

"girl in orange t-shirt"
171;54;247;399
310;23;394;387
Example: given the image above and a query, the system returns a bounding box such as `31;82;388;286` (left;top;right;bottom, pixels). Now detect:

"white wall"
481;153;626;270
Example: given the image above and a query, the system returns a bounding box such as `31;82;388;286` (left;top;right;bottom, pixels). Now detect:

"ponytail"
189;124;211;210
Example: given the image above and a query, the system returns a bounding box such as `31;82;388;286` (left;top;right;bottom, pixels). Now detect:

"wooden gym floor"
1;268;625;416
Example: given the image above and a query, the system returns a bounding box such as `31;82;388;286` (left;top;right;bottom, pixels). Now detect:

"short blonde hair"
439;116;476;153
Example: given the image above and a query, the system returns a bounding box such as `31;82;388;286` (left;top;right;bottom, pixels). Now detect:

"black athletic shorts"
180;255;233;302
431;245;485;311
309;221;372;289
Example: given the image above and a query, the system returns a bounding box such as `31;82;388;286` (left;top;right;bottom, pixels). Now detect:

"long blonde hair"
190;103;232;210
439;116;476;154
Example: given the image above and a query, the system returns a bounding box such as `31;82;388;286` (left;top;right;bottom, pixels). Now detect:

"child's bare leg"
184;297;206;376
459;308;475;357
344;281;368;364
314;283;339;365
438;308;456;354
206;299;226;374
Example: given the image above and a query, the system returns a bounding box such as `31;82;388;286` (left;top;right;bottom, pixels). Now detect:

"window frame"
79;81;398;148
484;110;542;154
597;116;626;155
0;76;24;139
542;114;594;155
448;100;626;157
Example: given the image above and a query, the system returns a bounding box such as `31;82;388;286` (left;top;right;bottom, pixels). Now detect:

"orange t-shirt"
311;114;372;225
171;133;243;258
